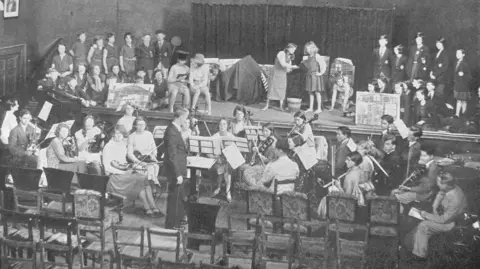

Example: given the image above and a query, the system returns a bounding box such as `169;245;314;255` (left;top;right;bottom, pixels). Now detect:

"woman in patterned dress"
302;41;327;113
262;43;298;111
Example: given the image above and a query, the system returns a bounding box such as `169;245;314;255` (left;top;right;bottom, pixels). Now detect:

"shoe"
314;109;322;114
143;209;154;217
213;188;220;196
226;192;232;202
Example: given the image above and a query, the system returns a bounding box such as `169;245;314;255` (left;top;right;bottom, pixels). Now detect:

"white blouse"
117;115;135;133
102;139;128;175
1;111;17;145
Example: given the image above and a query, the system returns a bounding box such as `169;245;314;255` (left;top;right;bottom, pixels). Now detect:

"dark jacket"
431;50;450;84
164;122;188;181
391;55;408;84
373;47;393;79
154;40;173;69
453;60;471;93
406;44;430;80
335;140;351;177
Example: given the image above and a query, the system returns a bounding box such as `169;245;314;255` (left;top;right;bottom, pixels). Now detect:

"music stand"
221;137;249;153
244;126;265;141
153;125;167;161
187;136;218;200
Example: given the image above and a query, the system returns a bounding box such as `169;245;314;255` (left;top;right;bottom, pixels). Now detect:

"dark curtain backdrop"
191;3;394;89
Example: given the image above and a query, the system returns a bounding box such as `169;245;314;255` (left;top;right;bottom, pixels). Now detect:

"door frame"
0;43;27;96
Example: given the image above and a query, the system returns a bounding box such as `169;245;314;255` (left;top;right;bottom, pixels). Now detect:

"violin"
111;160;133;171
286;113;319;146
62;136;78;158
250;135;275;166
133;150;157;163
399;165;427;188
88;121;108;153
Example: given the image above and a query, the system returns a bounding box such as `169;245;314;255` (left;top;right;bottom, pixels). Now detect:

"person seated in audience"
73;63;89;92
136;67;150;84
46;123;86;174
330;75;354;116
8;109;40;168
318;151;367;218
134;75;144;84
377;76;388;93
412;79;425;91
366;81;377;93
127;117;161;190
392;144;439;212
87;36;105;71
190;53;212;115
74;115;103;175
150;69;169;110
110;64;127;83
117;102;136;133
119;32;136;77
103;124;160;216
259;138;299;193
413;89;437;129
209;118;235;202
103;33;118;73
229;106;252;137
402;126;422;174
406;172;467;261
426;80;454;120
52;43;73;81
37;68;62;92
378;135;403;195
335;126;352;176
87;64;106;104
63;76;96;107
167;51;190;113
70;31;88;70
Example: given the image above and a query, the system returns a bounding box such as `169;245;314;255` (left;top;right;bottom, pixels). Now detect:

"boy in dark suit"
8;109;40;168
154;30;173;80
164;107;189;229
378;135;403;195
334;126;352;177
391;44;408;88
372;35;393;81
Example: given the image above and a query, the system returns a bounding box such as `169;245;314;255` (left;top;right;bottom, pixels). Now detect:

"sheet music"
394;119;409;139
187;156;216;170
46;120;75;139
221;136;249;153
222;143;245;169
295;143;318;170
37;101;53;121
153;126;167;139
189;136;222;155
408;207;425;220
346;138;357;152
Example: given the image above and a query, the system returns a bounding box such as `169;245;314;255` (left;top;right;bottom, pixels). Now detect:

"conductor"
164;107;189;229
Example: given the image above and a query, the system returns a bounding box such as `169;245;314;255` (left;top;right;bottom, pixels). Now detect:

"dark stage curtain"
191;3;394;90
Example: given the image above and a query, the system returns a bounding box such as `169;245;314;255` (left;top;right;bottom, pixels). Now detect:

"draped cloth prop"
217;55;264;105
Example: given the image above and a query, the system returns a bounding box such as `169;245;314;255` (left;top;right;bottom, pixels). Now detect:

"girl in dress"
229;106;252;137
103;33;119;73
302;41;327;113
103;124;160;216
119;32;136;76
262;43;298;111
74;115;103;175
87;36;104;71
453;49;472;117
210;118;235;202
69;32;88;70
127;117;161;189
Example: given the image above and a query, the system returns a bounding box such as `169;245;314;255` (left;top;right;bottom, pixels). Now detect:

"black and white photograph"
0;1;479;269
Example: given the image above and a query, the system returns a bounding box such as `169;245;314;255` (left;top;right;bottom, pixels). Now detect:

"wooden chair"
277;189;311;235
292;219;329;269
112;224;152;269
10;167;43;214
326;193;369;269
184;232;216;265
259;217;295;269
245;190;275;231
226;213;261;254
222;227;258;269
74;173;124;256
81;249;115;269
147;227;185;263
41;168;75;216
156;258;195;269
368;196;400;269
38;215;83;269
0;209;39;261
0;238;37;269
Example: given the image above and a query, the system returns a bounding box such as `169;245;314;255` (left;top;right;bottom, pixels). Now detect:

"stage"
81;100;480;156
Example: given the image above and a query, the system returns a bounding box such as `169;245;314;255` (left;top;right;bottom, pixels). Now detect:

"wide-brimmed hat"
192;53;205;64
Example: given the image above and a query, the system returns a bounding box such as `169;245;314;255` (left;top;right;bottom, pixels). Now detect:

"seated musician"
318;151;367;218
289;111;314;150
117;102;136;133
182;116;200;139
356;140;377;197
46;123;86;174
413;89;438;129
407;172;468;261
74;115;103;175
378;135;403;195
251;123;278;165
229;106;252;138
335;126;352;176
167;51;190;113
103;124;160;216
86;64;106;105
392;145;439;212
209;118;235;202
259;138;299;194
127;117;161;189
8;109;40;168
52;43;73;80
